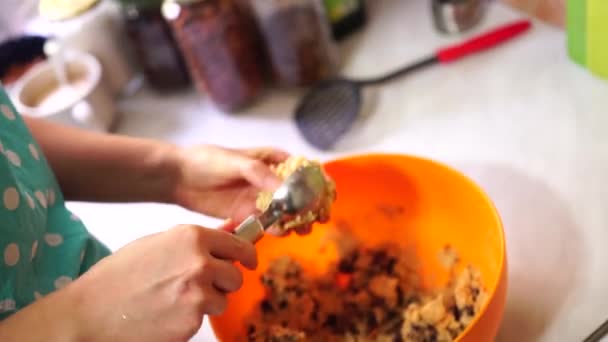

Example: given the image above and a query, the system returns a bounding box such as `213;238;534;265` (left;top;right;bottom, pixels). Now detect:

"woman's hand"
170;145;312;235
171;145;286;221
66;223;256;342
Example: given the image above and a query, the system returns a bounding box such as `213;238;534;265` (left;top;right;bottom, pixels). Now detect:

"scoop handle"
437;19;532;63
233;215;265;243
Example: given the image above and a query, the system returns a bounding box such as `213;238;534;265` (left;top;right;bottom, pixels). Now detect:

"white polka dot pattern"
31;240;38;260
34;292;43;300
44;233;63;247
54;276;72;289
5;150;20;167
47;189;56;206
4;243;19;266
35;191;47;208
28;144;39;160
3;187;19;211
0;299;16;312
25;192;35;209
1;104;15;120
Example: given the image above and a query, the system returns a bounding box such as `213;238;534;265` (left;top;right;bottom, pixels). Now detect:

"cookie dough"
256;156;336;231
247;233;488;342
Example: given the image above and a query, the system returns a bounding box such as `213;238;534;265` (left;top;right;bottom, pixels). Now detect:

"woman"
0;85;304;341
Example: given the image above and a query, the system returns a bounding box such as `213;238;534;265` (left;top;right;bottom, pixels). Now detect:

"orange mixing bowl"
211;154;507;342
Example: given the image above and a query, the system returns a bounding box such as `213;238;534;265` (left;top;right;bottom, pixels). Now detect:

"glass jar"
323;0;367;40
119;0;190;92
162;0;266;112
250;0;337;87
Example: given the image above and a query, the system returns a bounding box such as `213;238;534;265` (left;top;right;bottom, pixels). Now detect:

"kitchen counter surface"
44;1;608;341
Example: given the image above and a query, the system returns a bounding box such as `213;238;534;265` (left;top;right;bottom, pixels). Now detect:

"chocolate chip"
311;309;319;322
429;326;438;342
396;287;404;306
338;259;355;273
286;268;300;278
347;323;360;335
279;299;288;309
464;305;475;316
451;306;461;320
281;320;288;327
387;318;404;335
372;250;388;265
366;312;377;326
386;257;397;274
247;324;256;334
261;275;274;287
371;296;386;306
324;314;338;327
261;299;273;313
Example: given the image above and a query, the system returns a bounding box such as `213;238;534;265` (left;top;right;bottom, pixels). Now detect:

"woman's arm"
24;117;179;203
0;287;87;341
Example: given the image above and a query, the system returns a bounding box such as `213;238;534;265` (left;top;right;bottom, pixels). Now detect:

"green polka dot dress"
0;86;110;320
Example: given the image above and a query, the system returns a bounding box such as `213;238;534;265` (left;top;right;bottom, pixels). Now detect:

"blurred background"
1;1;608;341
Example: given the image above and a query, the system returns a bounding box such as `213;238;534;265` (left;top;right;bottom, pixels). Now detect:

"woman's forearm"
24;117;179;203
0;287;87;341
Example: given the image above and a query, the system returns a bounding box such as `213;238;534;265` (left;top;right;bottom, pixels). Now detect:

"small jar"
119;0;190;92
38;0;142;96
323;0;367;40
162;0;266;112
251;0;337;87
431;0;488;34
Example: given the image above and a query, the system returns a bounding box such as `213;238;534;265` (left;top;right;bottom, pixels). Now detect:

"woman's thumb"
218;219;238;233
238;158;282;191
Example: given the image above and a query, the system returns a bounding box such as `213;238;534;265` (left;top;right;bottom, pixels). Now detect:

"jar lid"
117;0;164;9
164;0;206;5
162;0;206;20
39;0;100;21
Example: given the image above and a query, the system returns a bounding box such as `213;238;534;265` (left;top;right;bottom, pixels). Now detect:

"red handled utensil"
294;19;532;151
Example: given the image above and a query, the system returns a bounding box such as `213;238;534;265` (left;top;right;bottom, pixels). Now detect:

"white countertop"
61;1;608;341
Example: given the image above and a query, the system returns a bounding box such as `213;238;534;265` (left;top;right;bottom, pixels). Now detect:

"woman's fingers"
237;147;290;164
199;285;228;316
229;155;282;191
206;229;258;270
218;219;238;233
209;258;244;293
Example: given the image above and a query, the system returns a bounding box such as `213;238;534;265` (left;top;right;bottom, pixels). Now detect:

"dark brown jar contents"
251;0;337;87
121;0;190;92
163;0;266;112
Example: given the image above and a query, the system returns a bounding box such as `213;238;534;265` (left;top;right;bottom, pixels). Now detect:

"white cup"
27;0;142;96
11;50;117;132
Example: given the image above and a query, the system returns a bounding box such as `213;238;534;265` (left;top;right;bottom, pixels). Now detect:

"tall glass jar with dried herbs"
162;0;266;111
250;0;338;87
119;0;190;92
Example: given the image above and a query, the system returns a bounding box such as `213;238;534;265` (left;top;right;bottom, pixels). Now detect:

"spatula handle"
437;19;532;63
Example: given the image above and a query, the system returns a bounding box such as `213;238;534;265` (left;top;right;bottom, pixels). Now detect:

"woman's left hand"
170;145;310;235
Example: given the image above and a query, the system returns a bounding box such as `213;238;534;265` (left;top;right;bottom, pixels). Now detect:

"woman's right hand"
68;224;257;342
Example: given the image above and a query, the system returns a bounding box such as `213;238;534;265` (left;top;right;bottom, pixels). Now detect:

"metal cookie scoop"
234;165;328;243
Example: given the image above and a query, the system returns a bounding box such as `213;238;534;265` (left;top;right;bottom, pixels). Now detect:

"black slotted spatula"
294;19;531;151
